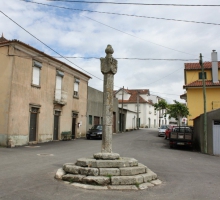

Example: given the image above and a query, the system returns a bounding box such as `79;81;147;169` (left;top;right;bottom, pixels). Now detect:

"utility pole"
137;90;139;129
120;86;124;132
199;53;207;154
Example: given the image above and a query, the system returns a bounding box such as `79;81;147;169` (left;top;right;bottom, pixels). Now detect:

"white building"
115;88;164;129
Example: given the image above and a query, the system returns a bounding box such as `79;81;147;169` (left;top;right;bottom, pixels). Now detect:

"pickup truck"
169;126;193;149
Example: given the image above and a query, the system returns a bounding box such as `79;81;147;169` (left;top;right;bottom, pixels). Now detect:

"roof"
117;89;152;104
0;33;8;43
185;62;220;70
184;80;220;88
0;36;91;79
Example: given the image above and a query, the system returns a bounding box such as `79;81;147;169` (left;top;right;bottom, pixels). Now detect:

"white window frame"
55;70;64;101
32;60;42;86
74;78;80;98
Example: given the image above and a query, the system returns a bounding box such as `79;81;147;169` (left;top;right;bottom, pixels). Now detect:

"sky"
1;0;220;103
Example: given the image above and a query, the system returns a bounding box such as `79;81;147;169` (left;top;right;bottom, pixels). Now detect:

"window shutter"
32;66;40;85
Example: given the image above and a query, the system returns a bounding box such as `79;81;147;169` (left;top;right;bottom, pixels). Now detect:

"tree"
153;100;190;125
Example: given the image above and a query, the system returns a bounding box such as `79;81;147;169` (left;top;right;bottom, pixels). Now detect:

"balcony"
54;89;67;105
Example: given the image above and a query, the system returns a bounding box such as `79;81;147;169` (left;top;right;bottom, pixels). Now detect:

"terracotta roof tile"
117;89;150;104
184;80;220;88
185;62;220;70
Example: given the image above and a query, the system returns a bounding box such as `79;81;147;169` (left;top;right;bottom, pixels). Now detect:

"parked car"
169;126;193;149
86;125;102;139
165;125;177;139
158;125;170;137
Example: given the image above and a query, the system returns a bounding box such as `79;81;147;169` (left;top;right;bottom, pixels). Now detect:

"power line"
0;10;103;81
8;54;199;61
46;1;220;7
21;0;196;56
21;1;220;26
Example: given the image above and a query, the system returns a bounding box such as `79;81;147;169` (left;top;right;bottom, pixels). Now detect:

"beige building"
0;35;90;147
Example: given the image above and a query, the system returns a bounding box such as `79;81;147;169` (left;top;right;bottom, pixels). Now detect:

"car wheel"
86;135;90;140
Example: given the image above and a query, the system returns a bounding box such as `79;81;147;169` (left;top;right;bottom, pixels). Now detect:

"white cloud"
1;0;220;103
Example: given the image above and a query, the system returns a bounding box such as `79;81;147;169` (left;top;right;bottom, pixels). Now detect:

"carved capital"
100;57;118;74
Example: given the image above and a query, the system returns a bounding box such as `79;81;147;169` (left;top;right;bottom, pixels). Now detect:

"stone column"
94;45;120;160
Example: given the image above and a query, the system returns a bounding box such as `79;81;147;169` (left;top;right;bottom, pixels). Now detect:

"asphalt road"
0;128;220;200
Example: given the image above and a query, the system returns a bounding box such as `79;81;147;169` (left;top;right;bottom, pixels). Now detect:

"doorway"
72;112;78;139
53;111;60;140
29;107;38;142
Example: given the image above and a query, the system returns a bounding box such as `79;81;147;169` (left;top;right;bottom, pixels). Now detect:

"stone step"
63;164;99;176
99;168;120;176
111;174;144;185
90;157;138;168
119;163;147;176
62;174;86;182
82;176;110;186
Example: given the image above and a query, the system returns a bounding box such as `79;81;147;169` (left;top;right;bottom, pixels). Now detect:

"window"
74;78;80;97
89;115;92;125
55;70;64;101
199;72;207;79
32;60;42;86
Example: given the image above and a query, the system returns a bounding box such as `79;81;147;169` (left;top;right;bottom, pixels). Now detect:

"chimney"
211;50;219;83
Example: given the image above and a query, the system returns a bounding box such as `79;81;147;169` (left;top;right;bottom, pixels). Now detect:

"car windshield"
91;125;102;130
160;125;167;129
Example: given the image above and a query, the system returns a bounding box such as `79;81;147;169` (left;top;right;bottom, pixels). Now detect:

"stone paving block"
75;158;96;167
147;169;157;180
71;183;108;190
141;173;153;182
55;168;66;179
151;179;162;186
62;174;86;182
138;163;148;172
79;167;99;176
111;175;144;185
108;185;138;190
120;164;146;176
63;164;82;174
82;176;110;186
99;168;120;176
139;182;154;190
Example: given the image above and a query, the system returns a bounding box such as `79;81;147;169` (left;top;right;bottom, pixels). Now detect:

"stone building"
0;35;90;146
86;86;119;133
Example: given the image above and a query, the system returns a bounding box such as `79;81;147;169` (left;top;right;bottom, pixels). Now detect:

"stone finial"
105;45;114;57
100;45;117;75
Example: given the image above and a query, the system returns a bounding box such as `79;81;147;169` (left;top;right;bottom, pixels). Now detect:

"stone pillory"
55;45;161;190
93;45;119;160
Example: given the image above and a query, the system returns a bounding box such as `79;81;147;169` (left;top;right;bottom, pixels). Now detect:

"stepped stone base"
55;156;161;190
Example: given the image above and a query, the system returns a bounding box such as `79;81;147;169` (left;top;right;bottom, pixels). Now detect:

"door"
94;116;100;125
53;111;60;140
148;118;151;128
213;120;220;155
72;117;76;139
112;112;116;133
29;111;37;142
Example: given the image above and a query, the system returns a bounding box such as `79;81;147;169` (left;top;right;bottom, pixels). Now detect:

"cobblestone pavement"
0;128;220;200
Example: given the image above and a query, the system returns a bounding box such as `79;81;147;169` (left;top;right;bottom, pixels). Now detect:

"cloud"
1;0;220;103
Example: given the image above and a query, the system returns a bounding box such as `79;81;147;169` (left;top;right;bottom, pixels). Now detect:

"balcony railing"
54;89;67;105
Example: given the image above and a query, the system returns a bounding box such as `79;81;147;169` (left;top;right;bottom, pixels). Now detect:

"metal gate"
213;120;220;155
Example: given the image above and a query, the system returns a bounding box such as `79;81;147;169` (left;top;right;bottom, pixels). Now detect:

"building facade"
87;86;119;133
0;36;90;146
115;88;168;129
181;51;220;126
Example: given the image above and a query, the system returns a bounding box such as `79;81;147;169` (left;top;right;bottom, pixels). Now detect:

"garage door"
213;120;220;155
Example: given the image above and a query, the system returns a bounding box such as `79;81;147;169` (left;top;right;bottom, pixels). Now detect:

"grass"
106;174;112;179
134;182;140;188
